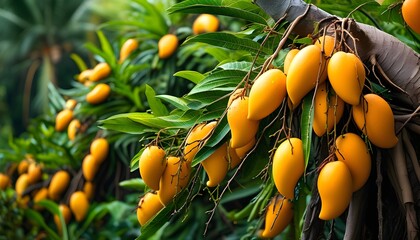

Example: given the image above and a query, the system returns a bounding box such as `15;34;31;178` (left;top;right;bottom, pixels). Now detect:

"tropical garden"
0;0;419;239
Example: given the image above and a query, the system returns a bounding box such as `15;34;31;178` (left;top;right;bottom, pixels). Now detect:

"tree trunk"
255;0;420;239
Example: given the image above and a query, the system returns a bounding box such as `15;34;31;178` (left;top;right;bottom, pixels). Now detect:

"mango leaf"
156;95;192;111
300;93;314;171
145;85;169;116
103;110;206;133
96;30;115;64
70;53;88;72
104;201;133;220
294;182;311;239
119;178;146;191
168;0;268;25
131;148;144;172
183;32;271;55
76;204;108;238
173;70;205;84
185;91;229;110
190;69;247;94
218;61;253;71
99;114;155;134
36;200;69;240
24;208;61;240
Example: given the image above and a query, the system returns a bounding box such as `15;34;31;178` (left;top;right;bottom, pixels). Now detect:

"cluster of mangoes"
257;33;397;236
0;156;90;233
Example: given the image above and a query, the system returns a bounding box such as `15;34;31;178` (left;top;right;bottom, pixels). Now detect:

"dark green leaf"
189;69;247;94
24;208;61;240
156;95;191;111
96;30;115;64
168;0;268;25
184;32;271;55
173;70;205;84
145;85;169;116
119;178;146;191
300;93;314;171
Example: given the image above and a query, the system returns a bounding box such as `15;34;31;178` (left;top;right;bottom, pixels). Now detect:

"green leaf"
184;32;271;55
189;69;247;94
156;95;191;111
168;0;268;25
218;61;253;71
70;53;88;72
77;204;108;238
119;178;146;191
300;93;314;171
294;181;311;240
145;85;169;116
105;201;133;220
0;9;30;28
36;200;69;240
100;114;154;134
24;208;61;240
97;30;115;64
173;70;205;84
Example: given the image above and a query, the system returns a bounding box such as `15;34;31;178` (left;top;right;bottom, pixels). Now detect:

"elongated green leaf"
119;178;146;191
70;53;88;72
190;69;247;94
168;0;267;25
97;31;116;65
218;61;253;71
294;182;311;239
145;85;169;116
156;95;191;111
99;115;154;134
300;93;314;171
36;200;69;240
103;110;206;133
104;201;133;220
173;70;205;84
24;209;61;240
131;0;168;36
76;204;108;238
184;32;271;55
0;9;30;28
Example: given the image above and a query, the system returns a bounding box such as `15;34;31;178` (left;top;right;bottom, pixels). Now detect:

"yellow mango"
328;51;365;105
139;145;166;191
158;157;190;206
318;161;353;220
313;82;345;137
201;143;229;187
248;69;287;120
227;97;259;148
286;45;327;106
352;93;398;148
272;138;304;199
335;133;371;192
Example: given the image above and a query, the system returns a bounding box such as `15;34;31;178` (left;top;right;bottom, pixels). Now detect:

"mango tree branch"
255;0;420;110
